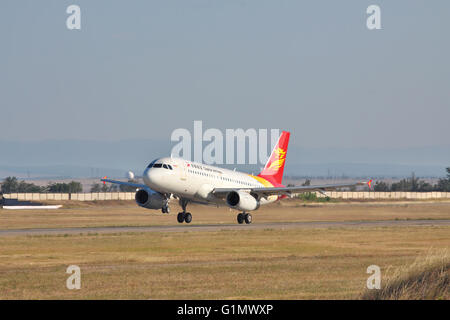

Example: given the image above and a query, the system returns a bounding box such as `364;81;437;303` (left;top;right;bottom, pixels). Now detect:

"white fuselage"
142;157;278;208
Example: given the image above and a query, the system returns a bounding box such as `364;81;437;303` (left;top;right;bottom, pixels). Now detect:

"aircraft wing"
100;178;147;189
213;180;372;198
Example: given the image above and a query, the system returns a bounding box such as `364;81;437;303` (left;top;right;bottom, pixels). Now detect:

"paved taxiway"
0;219;448;236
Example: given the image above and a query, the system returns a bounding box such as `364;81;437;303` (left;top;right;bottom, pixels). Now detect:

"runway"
0;219;449;236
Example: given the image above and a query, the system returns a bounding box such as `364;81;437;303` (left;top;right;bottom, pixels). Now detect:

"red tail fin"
258;131;290;185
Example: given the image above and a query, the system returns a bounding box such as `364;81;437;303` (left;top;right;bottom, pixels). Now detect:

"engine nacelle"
135;189;165;210
226;190;260;211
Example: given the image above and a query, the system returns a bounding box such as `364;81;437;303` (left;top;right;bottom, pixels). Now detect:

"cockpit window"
147;160;157;168
150;162;172;169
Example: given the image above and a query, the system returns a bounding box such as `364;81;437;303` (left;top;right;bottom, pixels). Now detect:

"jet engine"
226;190;260;211
135;188;165;210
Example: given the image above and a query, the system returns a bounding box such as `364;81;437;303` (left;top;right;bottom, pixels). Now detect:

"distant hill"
0;140;448;179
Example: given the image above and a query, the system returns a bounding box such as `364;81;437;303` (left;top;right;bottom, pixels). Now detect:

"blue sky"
1;0;449;150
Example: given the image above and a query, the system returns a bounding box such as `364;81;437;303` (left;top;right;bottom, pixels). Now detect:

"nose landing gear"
161;196;171;214
161;205;170;214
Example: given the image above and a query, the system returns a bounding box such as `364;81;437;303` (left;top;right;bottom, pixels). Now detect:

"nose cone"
143;168;162;189
143;168;152;186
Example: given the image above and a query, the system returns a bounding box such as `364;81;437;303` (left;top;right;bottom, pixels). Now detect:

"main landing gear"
177;212;192;223
237;212;252;224
177;199;192;224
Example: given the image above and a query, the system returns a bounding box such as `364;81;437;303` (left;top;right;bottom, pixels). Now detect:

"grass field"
0;200;449;299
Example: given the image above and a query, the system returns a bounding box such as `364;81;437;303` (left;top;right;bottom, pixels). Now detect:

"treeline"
0;176;138;194
373;168;450;192
90;180;138;192
0;177;82;193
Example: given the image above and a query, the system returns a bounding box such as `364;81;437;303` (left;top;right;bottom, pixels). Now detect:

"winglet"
367;179;373;190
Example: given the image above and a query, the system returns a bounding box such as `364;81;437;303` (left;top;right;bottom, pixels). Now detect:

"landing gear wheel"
184;212;192;223
177;212;185;223
237;213;245;224
162;205;170;214
244;213;252;224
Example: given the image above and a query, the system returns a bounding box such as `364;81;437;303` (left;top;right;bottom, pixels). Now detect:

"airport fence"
2;192;135;201
315;191;450;200
2;191;450;202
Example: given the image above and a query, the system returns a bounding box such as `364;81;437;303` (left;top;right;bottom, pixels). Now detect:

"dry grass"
361;249;449;300
0;226;449;299
1;201;449;299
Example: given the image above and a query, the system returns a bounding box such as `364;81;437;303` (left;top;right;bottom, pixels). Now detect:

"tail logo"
267;147;286;171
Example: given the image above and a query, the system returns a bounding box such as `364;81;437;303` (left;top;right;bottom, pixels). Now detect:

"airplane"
101;131;372;224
